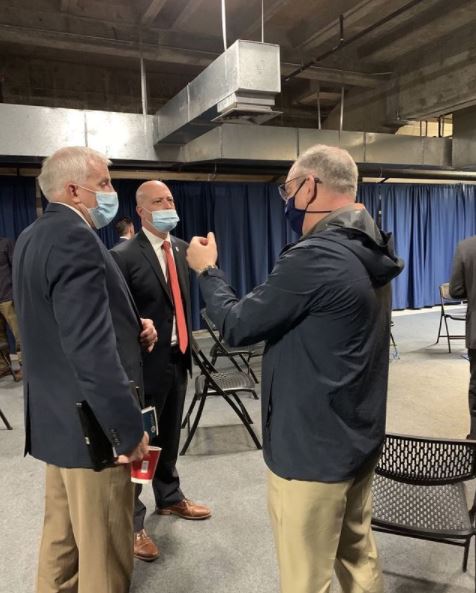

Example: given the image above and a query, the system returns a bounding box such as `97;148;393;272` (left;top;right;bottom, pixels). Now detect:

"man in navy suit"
13;146;156;593
111;180;211;562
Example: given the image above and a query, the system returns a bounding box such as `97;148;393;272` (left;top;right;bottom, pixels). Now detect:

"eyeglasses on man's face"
277;175;322;202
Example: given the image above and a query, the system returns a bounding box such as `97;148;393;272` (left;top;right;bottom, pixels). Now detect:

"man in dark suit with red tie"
111;180;211;562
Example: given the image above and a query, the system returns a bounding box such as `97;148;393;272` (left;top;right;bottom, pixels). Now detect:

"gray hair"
293;144;358;197
38;146;111;201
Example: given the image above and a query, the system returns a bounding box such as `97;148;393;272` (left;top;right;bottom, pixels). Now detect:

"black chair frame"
180;338;262;455
0;341;14;429
372;433;476;591
200;309;262;386
390;320;399;360
436;283;466;353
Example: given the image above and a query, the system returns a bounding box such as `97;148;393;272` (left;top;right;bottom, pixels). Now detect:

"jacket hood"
304;205;404;287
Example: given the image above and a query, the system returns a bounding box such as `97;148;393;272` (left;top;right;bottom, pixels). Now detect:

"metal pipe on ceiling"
284;0;426;83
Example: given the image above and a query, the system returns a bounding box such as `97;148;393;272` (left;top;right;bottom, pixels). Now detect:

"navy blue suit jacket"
13;203;144;468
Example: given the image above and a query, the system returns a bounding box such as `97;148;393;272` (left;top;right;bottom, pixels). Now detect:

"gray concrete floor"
0;308;473;593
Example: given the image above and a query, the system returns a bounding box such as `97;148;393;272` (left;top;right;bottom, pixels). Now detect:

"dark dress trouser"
134;347;188;532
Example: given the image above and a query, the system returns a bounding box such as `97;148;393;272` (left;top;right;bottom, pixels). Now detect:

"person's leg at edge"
267;469;352;593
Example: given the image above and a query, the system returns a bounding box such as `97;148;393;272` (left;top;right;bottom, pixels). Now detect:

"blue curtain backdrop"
84;180;296;330
380;183;476;309
0;177;37;239
0;176;37;351
22;177;476;320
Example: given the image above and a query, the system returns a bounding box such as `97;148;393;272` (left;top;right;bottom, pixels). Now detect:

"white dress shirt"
142;226;178;346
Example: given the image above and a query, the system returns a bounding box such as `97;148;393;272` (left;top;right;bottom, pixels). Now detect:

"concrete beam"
0;24;217;68
292;0;404;53
357;0;475;62
240;0;289;39
282;64;389;88
59;0;76;13
140;0;168;26
169;0;204;30
324;21;476;132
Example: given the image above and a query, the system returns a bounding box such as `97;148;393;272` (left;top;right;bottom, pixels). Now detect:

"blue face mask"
77;185;119;229
283;178;330;235
284;196;307;236
146;208;180;233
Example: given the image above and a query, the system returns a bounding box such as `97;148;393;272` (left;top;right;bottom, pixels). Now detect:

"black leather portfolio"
76;400;115;471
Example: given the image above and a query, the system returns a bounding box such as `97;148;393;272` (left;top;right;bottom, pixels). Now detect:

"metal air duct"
155;40;281;145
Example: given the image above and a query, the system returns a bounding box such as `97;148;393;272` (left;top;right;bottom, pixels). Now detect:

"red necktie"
162;240;189;354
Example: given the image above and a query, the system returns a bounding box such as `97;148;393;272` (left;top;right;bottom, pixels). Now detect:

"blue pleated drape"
88;180;296;330
381;183;476;309
28;177;476;320
0;177;37;239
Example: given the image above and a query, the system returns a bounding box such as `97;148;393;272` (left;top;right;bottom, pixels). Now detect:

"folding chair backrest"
190;337;221;386
200;309;226;350
440;282;463;305
376;434;476;485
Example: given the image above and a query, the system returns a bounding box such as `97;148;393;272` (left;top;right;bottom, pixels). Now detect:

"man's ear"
68;184;80;204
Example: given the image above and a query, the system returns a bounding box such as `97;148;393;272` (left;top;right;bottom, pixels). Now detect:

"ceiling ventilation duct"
155;40;281;145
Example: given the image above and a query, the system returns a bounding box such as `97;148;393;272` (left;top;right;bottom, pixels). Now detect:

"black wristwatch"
197;264;217;277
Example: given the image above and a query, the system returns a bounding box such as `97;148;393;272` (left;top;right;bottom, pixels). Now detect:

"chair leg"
222;393;262;450
180;394;207;455
436;314;443;344
231;393;253;424
462;536;470;572
181;393;199;429
0;407;12;430
443;316;452;353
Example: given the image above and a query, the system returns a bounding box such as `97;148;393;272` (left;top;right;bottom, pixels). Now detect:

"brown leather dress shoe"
157;499;212;520
134;529;160;562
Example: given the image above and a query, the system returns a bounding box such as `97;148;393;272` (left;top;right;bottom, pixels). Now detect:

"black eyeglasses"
277;176;322;202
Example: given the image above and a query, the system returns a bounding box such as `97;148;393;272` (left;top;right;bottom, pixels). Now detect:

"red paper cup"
131;446;161;484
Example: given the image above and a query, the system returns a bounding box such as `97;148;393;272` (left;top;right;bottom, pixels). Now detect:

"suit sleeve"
449;243;466;299
198;245;326;347
47;227;143;455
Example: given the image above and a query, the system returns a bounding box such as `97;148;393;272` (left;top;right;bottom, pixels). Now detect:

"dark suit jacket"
12;203;144;468
111;229;192;396
449;236;476;348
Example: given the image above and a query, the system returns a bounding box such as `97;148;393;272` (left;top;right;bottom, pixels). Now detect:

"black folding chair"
436;282;467;353
372;433;476;591
0;336;14;430
201;309;263;386
390;320;399;360
180;338;261;455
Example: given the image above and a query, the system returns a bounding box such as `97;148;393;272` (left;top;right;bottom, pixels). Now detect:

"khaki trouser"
267;465;384;593
0;300;21;371
37;464;135;593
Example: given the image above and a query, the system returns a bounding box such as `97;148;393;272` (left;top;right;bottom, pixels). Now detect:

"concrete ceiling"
1;0;476;133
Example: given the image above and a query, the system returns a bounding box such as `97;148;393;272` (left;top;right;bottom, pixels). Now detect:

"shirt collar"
55;202;90;226
142;226;171;249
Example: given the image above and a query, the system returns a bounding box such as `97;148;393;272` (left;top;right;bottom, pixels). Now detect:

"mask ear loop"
304;178;331;215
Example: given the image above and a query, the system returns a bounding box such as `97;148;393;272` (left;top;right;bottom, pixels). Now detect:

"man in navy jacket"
187;144;403;593
13;146;155;593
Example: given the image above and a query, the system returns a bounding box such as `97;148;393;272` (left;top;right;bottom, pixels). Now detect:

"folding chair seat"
372;434;476;590
180;338;261;455
436;282;466;353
